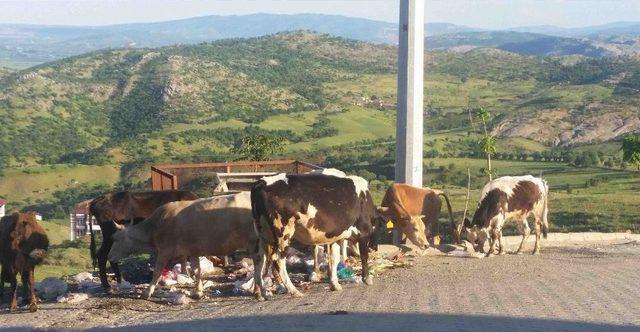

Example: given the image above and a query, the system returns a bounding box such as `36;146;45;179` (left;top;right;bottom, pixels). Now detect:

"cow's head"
463;217;488;253
108;221;152;262
376;207;428;250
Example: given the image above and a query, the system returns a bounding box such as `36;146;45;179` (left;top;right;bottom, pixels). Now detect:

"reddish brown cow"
377;183;455;248
88;190;198;290
0;212;49;312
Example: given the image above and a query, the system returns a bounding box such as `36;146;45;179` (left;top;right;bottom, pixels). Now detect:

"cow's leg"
310;245;322;282
145;254;169;300
111;261;122;285
275;249;303;297
27;268;37;312
9;272;18;312
487;228;500;257
181;256;190;277
253;239;269;301
192;257;203;299
328;242;342;291
497;230;506;255
0;267;4;305
515;218;531;254
340;240;348;262
358;237;373;285
97;239;111;290
533;217;542;255
20;270;29;307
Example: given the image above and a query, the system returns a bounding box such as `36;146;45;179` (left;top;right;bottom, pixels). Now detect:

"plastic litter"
36;278;68;300
176;274;194;285
337;266;354;280
170;293;191;305
56;293;89;303
233;277;254;295
71;272;94;283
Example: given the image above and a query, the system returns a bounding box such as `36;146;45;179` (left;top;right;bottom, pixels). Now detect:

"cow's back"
154;192;256;257
383;183;441;219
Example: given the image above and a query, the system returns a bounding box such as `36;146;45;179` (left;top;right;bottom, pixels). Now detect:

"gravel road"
1;241;639;331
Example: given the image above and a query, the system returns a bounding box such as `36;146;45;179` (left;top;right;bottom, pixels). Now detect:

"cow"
251;172;377;300
462;175;549;256
0;212;49;312
377;183;455;249
108;192;259;300
88;190;198;291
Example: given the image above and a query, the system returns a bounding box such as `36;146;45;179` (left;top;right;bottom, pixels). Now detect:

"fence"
151;160;321;192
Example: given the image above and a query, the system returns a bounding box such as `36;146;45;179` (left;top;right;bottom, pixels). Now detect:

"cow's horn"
112;220;125;230
377;206;389;213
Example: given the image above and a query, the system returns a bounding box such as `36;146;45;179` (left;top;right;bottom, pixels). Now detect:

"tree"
231;134;285;161
476;108;496;180
621;134;640;172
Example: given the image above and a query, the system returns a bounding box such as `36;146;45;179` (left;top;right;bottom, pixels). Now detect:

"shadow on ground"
64;312;640;331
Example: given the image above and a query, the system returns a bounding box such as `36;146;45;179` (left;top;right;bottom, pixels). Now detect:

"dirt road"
1;241;639;331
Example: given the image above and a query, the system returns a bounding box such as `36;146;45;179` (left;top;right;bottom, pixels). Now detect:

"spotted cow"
463;175;549;256
251;172;376;299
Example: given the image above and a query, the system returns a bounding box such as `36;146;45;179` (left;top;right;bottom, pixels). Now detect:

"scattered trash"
71;272;94;283
116;281;133;291
341;276;361;284
233;277;255;295
337;266;354;280
56;293;89;304
170;293;191;305
36;278;68;300
198;257;224;276
176;274;194;285
211;289;222;296
202;280;215;290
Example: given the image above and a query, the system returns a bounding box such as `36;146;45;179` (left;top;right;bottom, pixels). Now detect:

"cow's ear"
463;218;472;228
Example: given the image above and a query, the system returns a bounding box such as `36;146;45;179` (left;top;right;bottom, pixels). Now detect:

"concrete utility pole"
396;0;424;187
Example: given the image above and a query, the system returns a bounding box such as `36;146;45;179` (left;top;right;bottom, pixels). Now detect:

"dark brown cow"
251;173;376;300
88;190;198;290
0;212;49;312
377;183;455;248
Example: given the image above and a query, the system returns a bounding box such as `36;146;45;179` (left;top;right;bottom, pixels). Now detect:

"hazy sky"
1;0;640;28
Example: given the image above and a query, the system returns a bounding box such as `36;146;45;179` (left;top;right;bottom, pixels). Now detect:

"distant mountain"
0;14;479;68
2;14;640;69
425;31;612;57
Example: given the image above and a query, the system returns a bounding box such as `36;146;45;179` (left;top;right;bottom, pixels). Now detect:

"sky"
1;0;640;29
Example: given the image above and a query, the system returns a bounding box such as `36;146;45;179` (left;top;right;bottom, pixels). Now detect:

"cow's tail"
434;190;456;244
87;205;97;270
541;180;549;239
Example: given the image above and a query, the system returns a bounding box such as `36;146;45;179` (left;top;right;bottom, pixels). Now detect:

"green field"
0;164;120;204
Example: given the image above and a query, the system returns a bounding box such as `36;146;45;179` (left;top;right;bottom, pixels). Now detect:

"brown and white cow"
251;172;376;300
377;183;455;248
463;175;549;256
108;192;259;300
0;212;49;312
88;190;198;290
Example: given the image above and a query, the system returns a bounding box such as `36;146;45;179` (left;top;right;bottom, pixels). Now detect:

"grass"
0;164;120;203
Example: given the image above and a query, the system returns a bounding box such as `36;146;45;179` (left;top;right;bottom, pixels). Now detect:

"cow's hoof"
515;251;523;255
309;272;322;283
498;251;506;256
255;293;266;301
9;305;17;313
330;283;342;291
485;253;495;258
289;290;304;298
364;276;373;286
29;303;37;312
532;250;541;256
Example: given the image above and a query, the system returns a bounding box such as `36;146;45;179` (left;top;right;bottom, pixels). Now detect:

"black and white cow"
463;175;549;256
251;172;376;300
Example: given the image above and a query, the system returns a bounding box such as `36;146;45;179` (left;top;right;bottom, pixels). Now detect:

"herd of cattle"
0;168;549;311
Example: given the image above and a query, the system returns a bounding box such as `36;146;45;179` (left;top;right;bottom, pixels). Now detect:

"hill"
5;14;640;69
1;31;639;170
0;31;638;234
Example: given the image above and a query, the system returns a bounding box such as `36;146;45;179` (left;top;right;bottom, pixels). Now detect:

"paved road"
1;241;639;331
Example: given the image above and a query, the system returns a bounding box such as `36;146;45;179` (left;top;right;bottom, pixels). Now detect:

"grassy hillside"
0;31;638;235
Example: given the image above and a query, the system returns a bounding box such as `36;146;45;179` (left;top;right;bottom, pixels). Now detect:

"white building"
0;199;5;218
69;199;100;241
